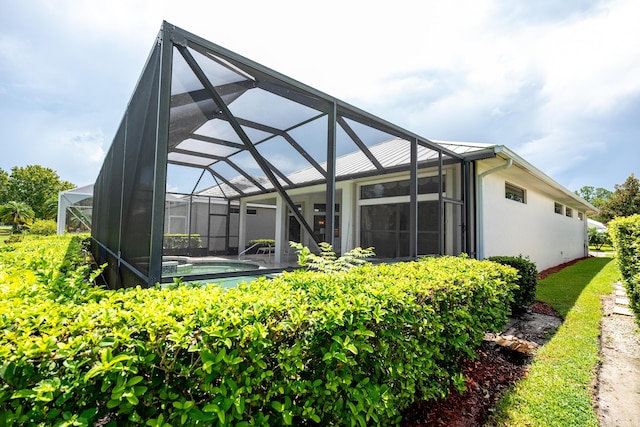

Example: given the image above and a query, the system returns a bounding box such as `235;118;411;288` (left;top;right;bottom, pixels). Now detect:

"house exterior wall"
481;169;588;271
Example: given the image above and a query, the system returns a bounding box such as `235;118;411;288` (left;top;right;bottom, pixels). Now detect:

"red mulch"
399;253;585;426
400;346;528;427
529;300;560;317
536;257;587;280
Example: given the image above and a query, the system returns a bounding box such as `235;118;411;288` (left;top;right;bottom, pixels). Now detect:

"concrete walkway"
598;282;640;427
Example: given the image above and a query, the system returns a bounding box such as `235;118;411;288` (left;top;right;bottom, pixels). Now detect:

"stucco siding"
482;171;587;271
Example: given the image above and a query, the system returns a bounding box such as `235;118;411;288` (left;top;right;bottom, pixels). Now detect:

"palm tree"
0;201;35;232
42;198;59;221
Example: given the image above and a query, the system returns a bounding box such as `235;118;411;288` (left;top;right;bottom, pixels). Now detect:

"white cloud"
43;129;106;186
518;130;608;176
1;0;639;192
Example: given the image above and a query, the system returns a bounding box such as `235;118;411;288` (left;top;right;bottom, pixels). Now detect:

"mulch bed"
400;344;528;427
536;257;587;280
400;299;561;426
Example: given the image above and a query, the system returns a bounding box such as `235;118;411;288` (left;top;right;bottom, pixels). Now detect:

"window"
565;207;573;218
313;203;340;213
554;202;563;215
229;208;257;215
360;176;444;199
505;182;526;203
360;201;439;258
578;212;584;221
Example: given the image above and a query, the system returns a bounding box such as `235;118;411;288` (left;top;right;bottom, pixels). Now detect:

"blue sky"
1;0;639;193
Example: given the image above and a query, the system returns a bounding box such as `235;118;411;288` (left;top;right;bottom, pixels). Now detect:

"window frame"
505;182;526;204
554;202;564;215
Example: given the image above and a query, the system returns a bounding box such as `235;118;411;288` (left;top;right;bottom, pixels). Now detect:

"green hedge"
163;234;203;250
608;214;640;318
28;219;58;236
0;236;517;426
488;255;538;312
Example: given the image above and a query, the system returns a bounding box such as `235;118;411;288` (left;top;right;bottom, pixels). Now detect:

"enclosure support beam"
177;45;321;248
409;138;418;258
148;27;174;286
438;150;445;255
325;102;337;250
463;160;472;256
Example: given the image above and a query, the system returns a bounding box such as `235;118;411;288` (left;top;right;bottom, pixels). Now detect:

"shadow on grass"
536;257;614;319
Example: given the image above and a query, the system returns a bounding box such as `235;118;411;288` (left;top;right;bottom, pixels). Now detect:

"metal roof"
161;21;470;201
197;138;494;198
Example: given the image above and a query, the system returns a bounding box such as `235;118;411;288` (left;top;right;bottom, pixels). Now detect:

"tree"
0;168;9;205
42;198;59;221
598;174;640;223
6;165;74;219
0;201;35;232
588;227;610;250
575;185;613;210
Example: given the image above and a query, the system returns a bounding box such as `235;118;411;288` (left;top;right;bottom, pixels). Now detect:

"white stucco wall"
481;170;588;271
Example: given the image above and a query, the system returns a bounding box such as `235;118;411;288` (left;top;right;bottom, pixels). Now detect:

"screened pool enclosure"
92;22;479;289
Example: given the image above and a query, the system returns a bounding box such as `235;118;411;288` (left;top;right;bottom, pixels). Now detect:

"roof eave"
489;145;598;213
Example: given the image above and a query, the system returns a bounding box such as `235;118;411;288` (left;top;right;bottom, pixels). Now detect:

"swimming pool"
198;275;269;288
161;260;268;288
162;260;260;276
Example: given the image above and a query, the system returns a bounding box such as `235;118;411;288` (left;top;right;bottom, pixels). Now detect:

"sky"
1;0;639;193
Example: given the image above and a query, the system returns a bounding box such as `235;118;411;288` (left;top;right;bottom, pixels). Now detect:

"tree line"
575;173;640;224
1;166;638;233
0;165;75;231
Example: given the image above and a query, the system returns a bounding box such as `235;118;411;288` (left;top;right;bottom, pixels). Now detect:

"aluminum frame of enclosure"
91;22;470;288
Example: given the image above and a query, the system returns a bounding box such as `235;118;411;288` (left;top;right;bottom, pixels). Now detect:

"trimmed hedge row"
488;256;538;312
163;234;203;250
0;236;518;426
609;214;640;318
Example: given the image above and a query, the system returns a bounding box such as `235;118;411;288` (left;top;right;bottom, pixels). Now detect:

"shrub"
608;214;640;318
248;239;275;245
291;241;375;272
162;233;203;249
28;219;58;236
0;236;518;426
488;255;538;312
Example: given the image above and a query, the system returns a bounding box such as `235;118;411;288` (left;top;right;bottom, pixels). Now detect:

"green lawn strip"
588;245;614;253
491;257;618;427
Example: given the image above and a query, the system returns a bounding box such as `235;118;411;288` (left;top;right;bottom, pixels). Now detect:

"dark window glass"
360;201;440;258
313;203;340;212
505;182;526;203
554;202;563;215
360;176;445;199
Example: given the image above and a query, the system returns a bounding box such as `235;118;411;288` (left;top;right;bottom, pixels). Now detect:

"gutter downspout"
476;157;512;259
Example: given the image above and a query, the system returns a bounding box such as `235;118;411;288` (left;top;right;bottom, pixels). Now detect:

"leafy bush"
0;236;518;426
248;239;275;245
488;255;538;312
163;234;203;249
28;219;58;236
608;214;640;318
291;241;375;272
588;227;611;250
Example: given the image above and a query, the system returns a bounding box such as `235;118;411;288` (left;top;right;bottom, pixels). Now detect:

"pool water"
162;260;260;276
199;275;268;288
162;260;267;288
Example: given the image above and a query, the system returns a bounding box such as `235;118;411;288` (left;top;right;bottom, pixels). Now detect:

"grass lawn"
0;225;12;245
588;244;614;253
491;257;619;426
